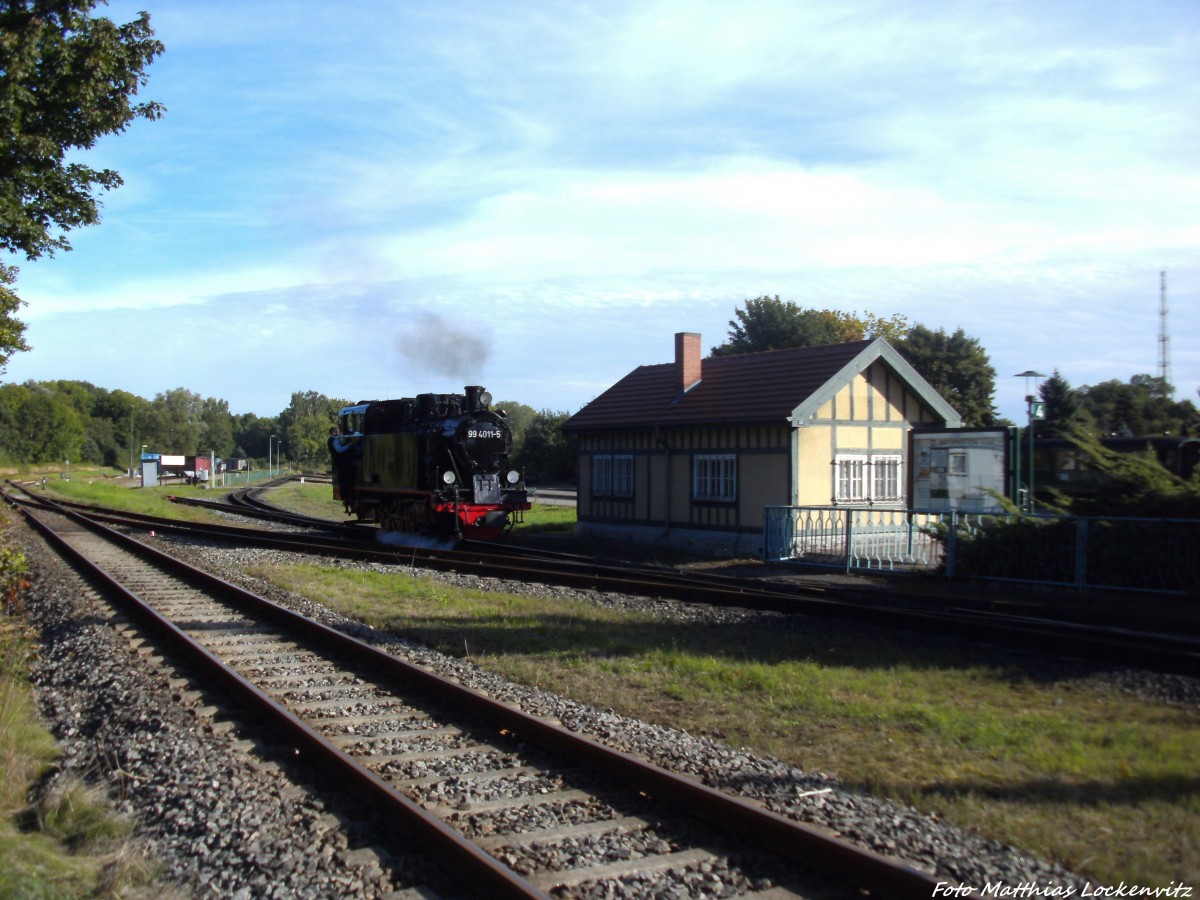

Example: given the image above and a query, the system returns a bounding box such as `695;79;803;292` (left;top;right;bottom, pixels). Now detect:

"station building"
562;332;962;556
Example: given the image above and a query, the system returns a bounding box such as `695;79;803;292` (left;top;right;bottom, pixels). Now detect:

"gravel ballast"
11;518;1195;896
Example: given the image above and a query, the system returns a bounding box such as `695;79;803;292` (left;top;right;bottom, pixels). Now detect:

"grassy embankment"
36;475;1200;887
0;504;153;898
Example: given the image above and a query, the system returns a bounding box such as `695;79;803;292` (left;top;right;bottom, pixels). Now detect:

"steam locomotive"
330;386;529;538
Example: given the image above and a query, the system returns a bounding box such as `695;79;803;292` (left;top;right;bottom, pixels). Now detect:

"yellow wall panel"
836;426;870;449
872;427;905;449
795;426;831;505
852;372;870;420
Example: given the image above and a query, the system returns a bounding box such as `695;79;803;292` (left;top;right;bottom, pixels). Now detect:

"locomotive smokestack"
465;385;485;412
675;332;701;394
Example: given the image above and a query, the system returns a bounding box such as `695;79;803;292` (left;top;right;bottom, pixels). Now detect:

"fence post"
1075;517;1088;590
945;512;957;579
843;509;854;574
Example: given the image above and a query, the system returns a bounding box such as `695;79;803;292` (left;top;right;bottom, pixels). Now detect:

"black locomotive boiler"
330;386;529;538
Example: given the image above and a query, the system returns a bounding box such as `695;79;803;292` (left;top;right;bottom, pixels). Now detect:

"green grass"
38;471;235;524
268;479;347;520
1;608;149;897
250;559;1200;886
30;478;1200;885
1;509;159;897
511;502;576;536
265;479;580;536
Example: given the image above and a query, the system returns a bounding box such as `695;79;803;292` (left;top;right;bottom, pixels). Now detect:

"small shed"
562;333;962;555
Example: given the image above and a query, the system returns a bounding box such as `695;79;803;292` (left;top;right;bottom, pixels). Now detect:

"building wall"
574;361;949;548
795;362;939;506
576;424;789;534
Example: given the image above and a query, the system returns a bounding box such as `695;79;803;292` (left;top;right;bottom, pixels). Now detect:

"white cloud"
5;0;1197;422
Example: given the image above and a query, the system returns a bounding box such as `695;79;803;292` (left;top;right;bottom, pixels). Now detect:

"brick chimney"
675;332;701;394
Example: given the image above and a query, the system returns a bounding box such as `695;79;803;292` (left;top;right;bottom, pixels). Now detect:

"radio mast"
1157;270;1171;395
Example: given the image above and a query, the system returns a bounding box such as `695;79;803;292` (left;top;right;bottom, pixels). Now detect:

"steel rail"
13;493;942;899
9;484;1199;674
13;499;550;899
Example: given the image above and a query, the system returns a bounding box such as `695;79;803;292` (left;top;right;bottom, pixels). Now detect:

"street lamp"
1013;370;1047;512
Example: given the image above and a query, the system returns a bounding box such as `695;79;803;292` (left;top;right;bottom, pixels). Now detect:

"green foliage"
0;1;164;261
0;263;29;374
199;397;234;457
2;605;146;897
0;1;164;378
0;380;154;467
0;379;570;471
709;296;998;427
142;387;203;456
895;324;998;426
231;410;279;459
1037;369;1083;438
494;400;537;453
950;424;1199;589
1070;374;1198;438
1054;427;1200;518
0;382;85;464
710;295;914;357
512;409;575;482
952;511;1198;592
288;413;335;469
952;515;1078;583
278;390;348;467
710;295;873;356
0;546;29;608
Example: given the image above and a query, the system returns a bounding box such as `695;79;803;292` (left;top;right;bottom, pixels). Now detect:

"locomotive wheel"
378;499;425;533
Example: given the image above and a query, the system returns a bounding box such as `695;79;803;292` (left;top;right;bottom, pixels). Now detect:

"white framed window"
693;454;737;501
835;453;903;503
872;455;903;501
835;454;867;502
592;454;634;498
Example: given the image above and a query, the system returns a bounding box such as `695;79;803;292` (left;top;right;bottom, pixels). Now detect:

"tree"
711;296;912;357
0;1;163;370
277;391;348;463
1075;375;1198;437
288;413;335;470
0;381;83;463
0;2;164;259
513;410;575;483
711;296;862;356
232;412;278;461
199;397;234;457
1055;426;1200;518
895;325;997;427
493;400;537;454
1037;370;1082;439
144;387;203;455
0;263;29;373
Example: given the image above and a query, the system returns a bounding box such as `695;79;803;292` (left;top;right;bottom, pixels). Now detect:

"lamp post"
268;435;275;479
1013;370;1047;513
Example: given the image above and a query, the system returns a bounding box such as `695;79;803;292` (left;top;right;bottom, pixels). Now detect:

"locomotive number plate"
468;429;503;439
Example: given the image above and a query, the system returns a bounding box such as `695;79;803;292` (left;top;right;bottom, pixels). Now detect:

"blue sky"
5;0;1199;423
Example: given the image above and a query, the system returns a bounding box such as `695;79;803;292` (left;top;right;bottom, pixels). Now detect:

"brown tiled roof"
563;340;874;431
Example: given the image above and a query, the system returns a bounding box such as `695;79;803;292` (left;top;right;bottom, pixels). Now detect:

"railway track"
9;483;1199;675
11;492;940;898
